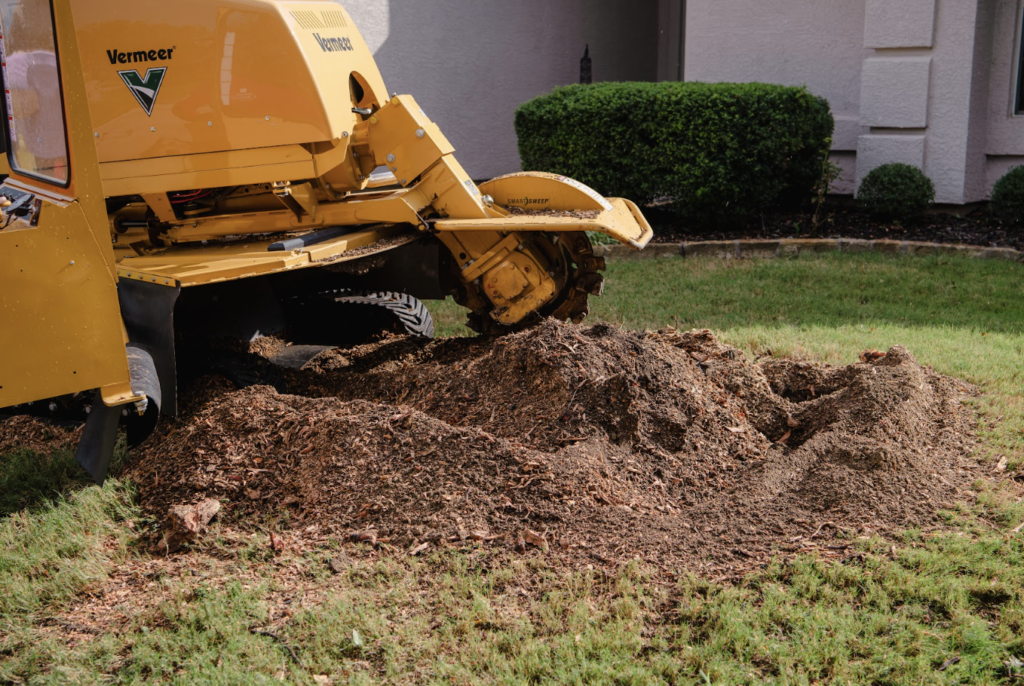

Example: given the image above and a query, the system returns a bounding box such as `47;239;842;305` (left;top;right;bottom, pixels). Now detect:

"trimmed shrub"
991;165;1024;224
857;163;934;222
514;82;834;224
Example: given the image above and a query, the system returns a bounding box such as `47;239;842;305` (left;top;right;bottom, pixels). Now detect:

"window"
0;0;69;185
1017;6;1024;115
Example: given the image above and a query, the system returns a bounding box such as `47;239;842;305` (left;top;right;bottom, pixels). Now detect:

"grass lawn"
2;252;1024;685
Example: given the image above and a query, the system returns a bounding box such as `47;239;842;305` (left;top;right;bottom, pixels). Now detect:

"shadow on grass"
0;436;129;518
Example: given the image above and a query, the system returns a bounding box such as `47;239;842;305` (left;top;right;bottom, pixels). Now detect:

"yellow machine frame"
0;0;652;483
0;0;139;409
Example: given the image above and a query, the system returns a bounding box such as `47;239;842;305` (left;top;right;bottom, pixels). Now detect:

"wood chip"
524;530;549;552
860;349;887;363
158;499;221;553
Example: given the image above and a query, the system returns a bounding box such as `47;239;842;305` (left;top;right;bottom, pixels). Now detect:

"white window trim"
1014;0;1024;116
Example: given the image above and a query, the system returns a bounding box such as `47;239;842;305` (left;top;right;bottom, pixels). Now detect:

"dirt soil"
119;322;980;577
648;203;1024;251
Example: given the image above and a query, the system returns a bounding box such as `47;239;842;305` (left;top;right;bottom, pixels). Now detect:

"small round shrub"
991;165;1024;224
857;163;935;222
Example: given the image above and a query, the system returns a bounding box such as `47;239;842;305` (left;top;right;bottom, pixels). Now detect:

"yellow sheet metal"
434;197;654;250
116;224;416;286
74;0;388;173
0;0;135;408
100;145;317;196
478;171;611;212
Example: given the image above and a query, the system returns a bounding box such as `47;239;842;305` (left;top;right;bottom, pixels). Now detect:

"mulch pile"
0;416;81;455
121;322;980;575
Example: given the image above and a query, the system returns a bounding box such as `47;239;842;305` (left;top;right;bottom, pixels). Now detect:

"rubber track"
331;290;435;339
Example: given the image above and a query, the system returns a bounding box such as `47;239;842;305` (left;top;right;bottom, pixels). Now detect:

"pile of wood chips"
114;321;983;576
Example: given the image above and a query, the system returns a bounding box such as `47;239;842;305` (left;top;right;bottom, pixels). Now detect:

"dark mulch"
647;202;1023;250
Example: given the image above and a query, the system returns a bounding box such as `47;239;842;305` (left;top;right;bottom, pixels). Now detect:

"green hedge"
991;165;1024;224
857;163;934;222
515;82;834;223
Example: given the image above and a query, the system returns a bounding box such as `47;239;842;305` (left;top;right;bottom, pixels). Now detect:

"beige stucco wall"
856;0;1020;203
683;0;871;194
339;0;659;181
904;0;980;204
986;0;1024;197
684;0;1024;203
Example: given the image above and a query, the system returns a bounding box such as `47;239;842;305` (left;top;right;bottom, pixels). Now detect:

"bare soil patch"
121;322;980;576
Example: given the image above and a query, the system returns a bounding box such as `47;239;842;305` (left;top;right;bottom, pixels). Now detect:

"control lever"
0;190;42;230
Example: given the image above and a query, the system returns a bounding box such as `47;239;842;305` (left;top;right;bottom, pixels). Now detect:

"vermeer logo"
106;47;174;64
118;68;167;116
313;33;354;52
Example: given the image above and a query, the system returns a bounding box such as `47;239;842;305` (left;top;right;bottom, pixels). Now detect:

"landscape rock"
159;498;221;553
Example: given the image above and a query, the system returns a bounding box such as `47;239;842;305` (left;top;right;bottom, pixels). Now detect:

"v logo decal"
118;67;167;116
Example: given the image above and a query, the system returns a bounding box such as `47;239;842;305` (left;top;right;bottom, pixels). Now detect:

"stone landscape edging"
594;238;1024;262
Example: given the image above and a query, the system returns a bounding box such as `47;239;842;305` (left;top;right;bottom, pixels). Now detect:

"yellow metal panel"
423;156;489;219
73;0;387;165
434;198;654;250
287;3;388;130
369;95;455;184
99;145;316;195
99;145;313;178
0;0;133;408
478;172;613;212
117;225;412;286
102;161;318;196
118;246;309;286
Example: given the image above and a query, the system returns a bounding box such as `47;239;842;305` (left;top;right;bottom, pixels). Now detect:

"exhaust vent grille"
321;10;349;28
290;11;324;30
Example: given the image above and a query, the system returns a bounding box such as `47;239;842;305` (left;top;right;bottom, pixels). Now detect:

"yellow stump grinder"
0;0;652;482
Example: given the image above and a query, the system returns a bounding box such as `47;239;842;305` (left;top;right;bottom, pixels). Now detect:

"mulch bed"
646;203;1024;251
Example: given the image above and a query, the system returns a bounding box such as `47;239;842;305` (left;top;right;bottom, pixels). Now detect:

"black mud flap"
118;280;180;417
75;390;122;486
75;346;163;485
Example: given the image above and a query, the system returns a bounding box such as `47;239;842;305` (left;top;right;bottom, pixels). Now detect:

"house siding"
684;0;1024;203
986;0;1024;197
682;0;870;195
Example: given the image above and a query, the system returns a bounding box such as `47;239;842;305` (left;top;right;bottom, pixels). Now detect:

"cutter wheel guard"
0;0;653;483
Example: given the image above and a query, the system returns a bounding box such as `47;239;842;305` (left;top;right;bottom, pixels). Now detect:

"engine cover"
73;0;387;165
